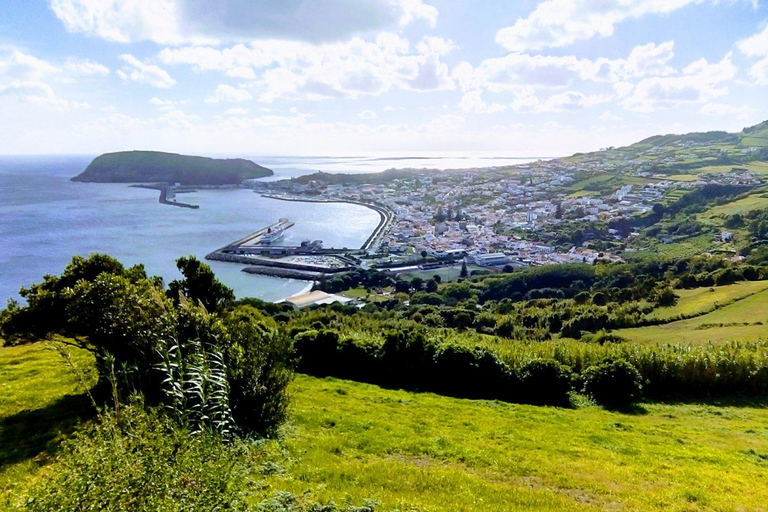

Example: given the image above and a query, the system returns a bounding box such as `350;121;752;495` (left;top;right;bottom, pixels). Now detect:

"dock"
224;218;295;249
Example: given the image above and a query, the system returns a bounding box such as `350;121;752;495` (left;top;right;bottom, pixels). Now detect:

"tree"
411;277;424;291
394;280;411;294
460;261;468;278
167;256;234;313
420;250;428;259
426;279;439;293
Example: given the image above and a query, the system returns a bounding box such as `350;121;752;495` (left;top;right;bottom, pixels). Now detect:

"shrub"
583;359;643;407
24;405;255;512
518;359;573;406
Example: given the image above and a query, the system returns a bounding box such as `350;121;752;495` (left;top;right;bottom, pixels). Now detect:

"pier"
132;184;200;209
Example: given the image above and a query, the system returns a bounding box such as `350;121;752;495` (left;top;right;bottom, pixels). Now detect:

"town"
253;136;765;276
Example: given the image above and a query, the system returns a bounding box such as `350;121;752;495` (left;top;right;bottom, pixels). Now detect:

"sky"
1;0;767;157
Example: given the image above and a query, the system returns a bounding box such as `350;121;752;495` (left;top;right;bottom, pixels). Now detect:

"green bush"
518;359;573;406
583;359;643;407
24;405;256;512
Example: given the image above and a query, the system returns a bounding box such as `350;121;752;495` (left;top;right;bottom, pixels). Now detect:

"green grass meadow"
4;338;768;511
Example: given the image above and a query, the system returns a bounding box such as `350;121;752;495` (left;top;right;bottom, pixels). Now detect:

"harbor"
205;199;394;280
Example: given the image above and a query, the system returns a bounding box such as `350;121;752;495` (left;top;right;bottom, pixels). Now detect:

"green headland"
71;150;273;185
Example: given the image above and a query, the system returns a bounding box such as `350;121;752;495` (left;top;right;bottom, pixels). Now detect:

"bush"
518;359;573;406
24;405;256;512
583;359;643;407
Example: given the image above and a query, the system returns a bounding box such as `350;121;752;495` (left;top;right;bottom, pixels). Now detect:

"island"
71;150;273;185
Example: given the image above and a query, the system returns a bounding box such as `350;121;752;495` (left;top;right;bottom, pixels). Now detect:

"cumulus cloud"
0;50;60;80
117;54;175;88
459;90;506;114
205;84;252;103
495;0;706;52
64;57;110;76
224;107;249;115
622;53;736;111
739;24;768;85
49;0;438;45
739;24;768;57
452;41;678;95
0;80;89;109
357;109;378;119
599;110;622;121
159;35;455;101
699;103;756;119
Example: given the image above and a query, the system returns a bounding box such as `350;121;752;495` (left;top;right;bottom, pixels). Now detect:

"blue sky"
1;0;767;156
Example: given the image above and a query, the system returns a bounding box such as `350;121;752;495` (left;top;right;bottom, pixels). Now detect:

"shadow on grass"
603;403;649;415
647;395;768;409
0;392;96;469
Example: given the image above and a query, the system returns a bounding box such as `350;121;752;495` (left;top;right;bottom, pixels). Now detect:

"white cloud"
64;57;110;76
599;110;622;121
50;0;438;45
205;84;252;103
495;0;705;52
357;109;378;119
0;80;89;109
622;40;676;77
0;50;60;80
739;24;768;57
739;25;768;85
149;97;189;111
747;57;768;85
159;35;455;102
51;0;183;44
224;107;249;115
118;54;175;88
459;90;506;114
453;42;676;95
622;53;736;111
699;103;756;119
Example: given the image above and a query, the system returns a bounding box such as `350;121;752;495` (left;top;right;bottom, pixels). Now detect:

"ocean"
0;153;541;304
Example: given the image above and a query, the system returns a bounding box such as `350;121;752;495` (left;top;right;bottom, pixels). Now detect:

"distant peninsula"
72;150;273;185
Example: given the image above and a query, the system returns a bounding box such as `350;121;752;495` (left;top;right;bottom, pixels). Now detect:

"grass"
6;341;768;511
646;233;715;259
616;287;768;345
0;340;97;506
664;174;700;182
645;280;768;322
698;194;768;224
697;161;768;175
263;374;768;512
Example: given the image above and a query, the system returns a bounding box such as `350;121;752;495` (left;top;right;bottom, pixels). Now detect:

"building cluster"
260;147;763;270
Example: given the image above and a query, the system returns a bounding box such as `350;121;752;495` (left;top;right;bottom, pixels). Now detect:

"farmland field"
616;287;768;345
262;374;768;512
644;280;768;322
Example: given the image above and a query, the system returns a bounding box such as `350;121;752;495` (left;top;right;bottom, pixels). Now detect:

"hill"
71;151;273;185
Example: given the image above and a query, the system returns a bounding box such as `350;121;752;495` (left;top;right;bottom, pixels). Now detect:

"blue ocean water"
0;153;540;303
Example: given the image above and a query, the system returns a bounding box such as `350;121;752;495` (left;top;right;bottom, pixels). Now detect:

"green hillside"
72;150;273;185
5;343;768;512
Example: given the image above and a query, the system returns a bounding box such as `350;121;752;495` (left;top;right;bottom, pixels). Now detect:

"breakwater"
132;184;200;209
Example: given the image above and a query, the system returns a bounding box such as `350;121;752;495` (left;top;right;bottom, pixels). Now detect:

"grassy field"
616;287;768;345
645;280;768;322
5;341;768;511
663;174;700;182
263;375;768;512
697;161;768;175
0;340;96;506
698;194;768;225
645;234;715;259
